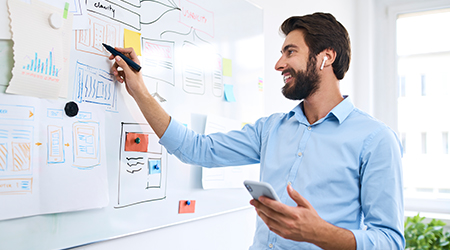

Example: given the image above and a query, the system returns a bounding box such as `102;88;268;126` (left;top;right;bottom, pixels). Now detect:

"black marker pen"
102;43;142;72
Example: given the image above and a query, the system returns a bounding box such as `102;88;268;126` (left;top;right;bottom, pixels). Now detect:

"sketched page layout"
7;0;73;99
0;93;108;221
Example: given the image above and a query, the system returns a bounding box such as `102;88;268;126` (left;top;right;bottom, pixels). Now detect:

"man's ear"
319;49;336;70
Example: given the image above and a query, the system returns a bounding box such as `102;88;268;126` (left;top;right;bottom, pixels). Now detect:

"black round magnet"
64;101;79;117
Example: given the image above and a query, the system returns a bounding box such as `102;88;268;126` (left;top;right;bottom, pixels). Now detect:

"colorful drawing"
72;121;100;168
22;50;61;77
116;123;167;208
0;143;6;171
0;104;35;121
47;125;65;164
141;38;175;86
75;13;121;57
0;178;33;195
74;61;117;110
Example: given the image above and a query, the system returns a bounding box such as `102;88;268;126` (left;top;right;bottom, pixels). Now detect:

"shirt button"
307;126;312;130
298;152;302;157
269;243;274;248
287;181;292;186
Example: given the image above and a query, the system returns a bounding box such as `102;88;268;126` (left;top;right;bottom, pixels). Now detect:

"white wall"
74;1;364;249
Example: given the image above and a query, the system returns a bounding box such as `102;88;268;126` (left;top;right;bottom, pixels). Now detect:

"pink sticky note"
178;200;196;214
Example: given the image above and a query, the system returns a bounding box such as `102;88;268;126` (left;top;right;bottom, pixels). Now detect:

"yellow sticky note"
222;58;232;77
124;29;142;56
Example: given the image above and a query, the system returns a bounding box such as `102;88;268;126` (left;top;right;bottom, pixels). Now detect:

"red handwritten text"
22;71;60;83
182;9;207;24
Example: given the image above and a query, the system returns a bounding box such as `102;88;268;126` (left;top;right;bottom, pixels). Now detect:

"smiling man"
109;12;404;250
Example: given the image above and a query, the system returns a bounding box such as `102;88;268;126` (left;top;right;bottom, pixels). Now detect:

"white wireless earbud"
320;56;328;70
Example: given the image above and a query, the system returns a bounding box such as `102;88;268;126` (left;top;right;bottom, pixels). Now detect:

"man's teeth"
284;75;292;82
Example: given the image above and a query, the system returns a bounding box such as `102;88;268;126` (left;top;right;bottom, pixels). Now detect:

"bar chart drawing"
22;50;61;77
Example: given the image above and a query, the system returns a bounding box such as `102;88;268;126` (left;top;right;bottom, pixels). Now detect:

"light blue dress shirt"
160;97;405;250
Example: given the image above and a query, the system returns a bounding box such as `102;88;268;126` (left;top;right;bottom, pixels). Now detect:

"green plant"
405;213;450;250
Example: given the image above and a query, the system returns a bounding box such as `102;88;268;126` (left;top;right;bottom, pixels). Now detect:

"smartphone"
244;180;281;202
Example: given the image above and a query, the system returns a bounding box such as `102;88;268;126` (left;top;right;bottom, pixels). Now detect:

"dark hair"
280;13;351;80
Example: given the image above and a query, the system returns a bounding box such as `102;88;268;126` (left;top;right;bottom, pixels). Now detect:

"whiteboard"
0;0;263;248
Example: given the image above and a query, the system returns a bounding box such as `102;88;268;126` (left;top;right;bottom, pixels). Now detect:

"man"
110;12;404;250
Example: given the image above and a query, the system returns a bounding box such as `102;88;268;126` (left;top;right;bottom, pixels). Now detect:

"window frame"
380;0;450;215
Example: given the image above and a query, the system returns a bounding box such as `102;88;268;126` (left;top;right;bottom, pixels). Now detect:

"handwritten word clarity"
182;9;207;24
93;2;116;18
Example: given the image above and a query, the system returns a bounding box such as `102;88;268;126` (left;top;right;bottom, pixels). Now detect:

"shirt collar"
287;96;354;125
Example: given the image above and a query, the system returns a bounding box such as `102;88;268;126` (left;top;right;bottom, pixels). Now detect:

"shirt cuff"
159;117;188;154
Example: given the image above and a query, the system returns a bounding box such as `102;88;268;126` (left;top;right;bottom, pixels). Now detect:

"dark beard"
281;55;320;101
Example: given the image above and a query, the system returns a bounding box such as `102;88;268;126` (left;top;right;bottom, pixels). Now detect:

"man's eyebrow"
281;44;299;53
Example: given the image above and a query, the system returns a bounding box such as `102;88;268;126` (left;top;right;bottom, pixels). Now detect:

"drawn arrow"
35;142;42;146
140;0;181;25
29;111;34;118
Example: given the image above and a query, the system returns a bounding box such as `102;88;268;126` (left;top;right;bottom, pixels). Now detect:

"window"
397;8;450;212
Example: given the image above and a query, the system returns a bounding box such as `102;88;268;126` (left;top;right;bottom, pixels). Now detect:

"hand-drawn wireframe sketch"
212;53;223;97
72;121;101;169
86;0;180;30
160;25;223;97
116;122;167;208
75;13;121;57
86;0;141;30
47;125;65;164
0;124;34;195
141;38;175;86
178;0;214;38
181;41;205;95
73;61;117;111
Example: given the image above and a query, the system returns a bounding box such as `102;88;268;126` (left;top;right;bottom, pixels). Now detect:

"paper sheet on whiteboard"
0;93;108;221
6;0;72;99
0;0;88;39
202;114;259;189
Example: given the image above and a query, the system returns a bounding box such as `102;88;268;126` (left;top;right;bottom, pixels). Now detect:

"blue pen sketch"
0;104;35;121
75;111;92;120
74;61;117;111
47;109;64;119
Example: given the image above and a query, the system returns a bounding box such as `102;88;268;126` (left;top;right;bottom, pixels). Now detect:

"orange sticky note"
178;200;196;214
125;133;148;152
124;28;142;56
